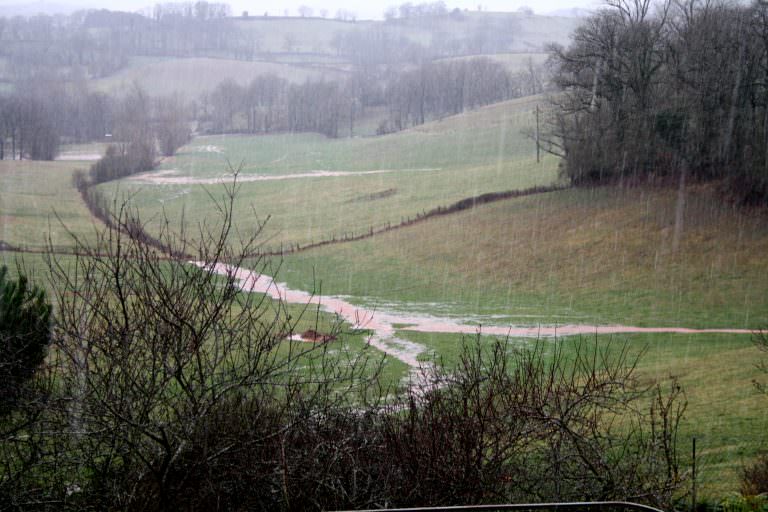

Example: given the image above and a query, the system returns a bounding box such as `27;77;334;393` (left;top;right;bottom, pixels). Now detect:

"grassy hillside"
0;157;101;252
273;185;768;329
104;96;558;251
93;56;347;98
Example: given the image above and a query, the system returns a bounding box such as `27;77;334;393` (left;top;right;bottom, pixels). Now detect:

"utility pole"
691;437;697;512
535;104;540;164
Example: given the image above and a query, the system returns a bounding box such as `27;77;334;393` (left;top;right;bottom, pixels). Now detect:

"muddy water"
197;262;754;374
129;168;441;185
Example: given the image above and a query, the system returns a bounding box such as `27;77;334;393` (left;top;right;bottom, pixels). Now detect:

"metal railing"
334;501;667;512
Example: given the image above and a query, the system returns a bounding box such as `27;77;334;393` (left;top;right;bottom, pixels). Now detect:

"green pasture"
398;328;768;498
104;96;558;250
0;159;99;251
271;185;768;329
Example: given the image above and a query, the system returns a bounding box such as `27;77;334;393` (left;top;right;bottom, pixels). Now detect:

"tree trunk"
672;160;686;253
723;24;745;164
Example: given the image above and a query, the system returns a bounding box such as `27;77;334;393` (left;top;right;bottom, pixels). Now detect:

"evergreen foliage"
0;266;52;416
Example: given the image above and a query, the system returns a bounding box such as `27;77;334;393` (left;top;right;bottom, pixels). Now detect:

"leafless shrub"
45;176;381;509
137;336;686;511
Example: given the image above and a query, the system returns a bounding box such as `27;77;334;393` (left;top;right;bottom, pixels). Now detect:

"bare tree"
298;5;314;17
47;175;376;508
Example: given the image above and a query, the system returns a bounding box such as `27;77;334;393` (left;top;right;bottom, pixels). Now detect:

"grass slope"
105;96;559;251
0;158;100;251
93;56;347;98
274;185;768;329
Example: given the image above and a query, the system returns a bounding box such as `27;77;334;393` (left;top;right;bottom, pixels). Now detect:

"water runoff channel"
197;262;753;385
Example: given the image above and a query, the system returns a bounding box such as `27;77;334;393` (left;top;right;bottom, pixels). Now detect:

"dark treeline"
0;75;110;160
0;79;189;162
547;0;768;204
0;3;233;79
203;56;532;137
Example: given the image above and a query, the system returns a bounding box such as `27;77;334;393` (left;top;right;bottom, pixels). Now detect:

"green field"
271;185;768;329
0;158;99;252
103;96;558;251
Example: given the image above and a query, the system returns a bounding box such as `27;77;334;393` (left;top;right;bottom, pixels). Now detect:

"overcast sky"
0;0;601;20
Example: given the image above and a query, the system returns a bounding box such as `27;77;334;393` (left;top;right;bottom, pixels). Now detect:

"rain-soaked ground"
200;262;754;377
127;167;442;185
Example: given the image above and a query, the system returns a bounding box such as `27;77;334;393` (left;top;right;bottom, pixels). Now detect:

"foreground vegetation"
404;329;768;498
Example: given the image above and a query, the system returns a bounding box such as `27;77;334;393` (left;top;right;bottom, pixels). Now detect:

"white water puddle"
129;167;442;185
187;145;223;154
197;262;755;383
56;152;103;161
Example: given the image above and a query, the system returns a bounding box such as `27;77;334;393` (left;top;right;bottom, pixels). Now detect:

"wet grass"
104;96;559;251
0;159;100;251
273;185;768;329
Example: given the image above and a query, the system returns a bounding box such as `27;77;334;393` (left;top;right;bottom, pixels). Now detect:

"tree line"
0;75;109;161
0;52;527;160
0;3;234;79
547;0;768;204
202;56;539;137
0;77;189;162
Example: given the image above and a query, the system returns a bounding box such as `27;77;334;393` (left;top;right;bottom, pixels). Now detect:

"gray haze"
0;0;600;19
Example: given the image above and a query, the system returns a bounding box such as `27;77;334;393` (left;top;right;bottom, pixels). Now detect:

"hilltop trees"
381;58;513;132
547;0;768;203
0;84;61;161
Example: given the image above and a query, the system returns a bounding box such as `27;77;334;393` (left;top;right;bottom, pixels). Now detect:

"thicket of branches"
0;180;687;510
547;0;768;204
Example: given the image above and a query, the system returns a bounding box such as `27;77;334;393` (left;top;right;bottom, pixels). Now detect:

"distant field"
93;56;347;97
0;158;99;251
104;96;558;251
273;185;768;329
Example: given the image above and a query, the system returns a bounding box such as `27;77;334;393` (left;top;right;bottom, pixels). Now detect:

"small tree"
0;265;52;416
